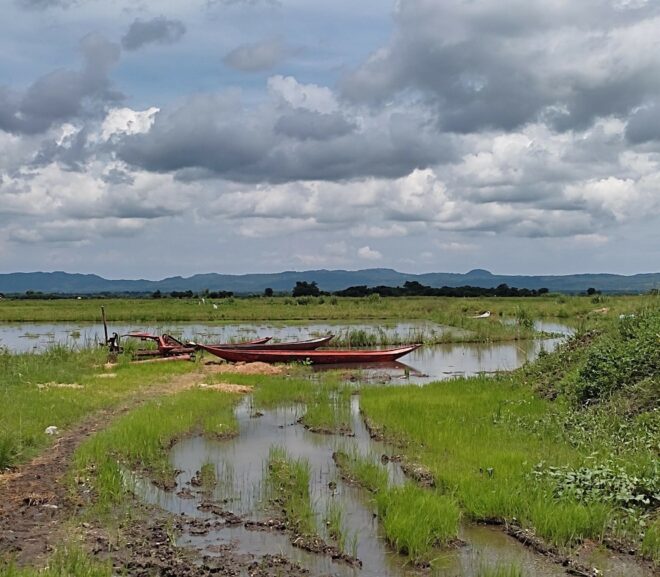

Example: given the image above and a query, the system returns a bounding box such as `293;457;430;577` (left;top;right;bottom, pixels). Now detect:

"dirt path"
0;361;276;566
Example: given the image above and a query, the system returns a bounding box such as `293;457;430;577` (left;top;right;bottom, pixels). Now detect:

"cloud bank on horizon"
1;0;659;278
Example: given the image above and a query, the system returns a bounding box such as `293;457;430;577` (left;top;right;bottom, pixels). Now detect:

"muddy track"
0;400;138;563
0;362;268;566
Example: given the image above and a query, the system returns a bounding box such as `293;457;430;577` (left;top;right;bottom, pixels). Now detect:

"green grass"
74;388;239;513
0;346;197;469
360;311;659;553
476;563;523;577
333;450;389;493
641;518;660;563
360;376;635;549
375;484;460;565
0;545;111;577
300;386;352;434
332;449;460;564
265;446;316;536
2;295;652;341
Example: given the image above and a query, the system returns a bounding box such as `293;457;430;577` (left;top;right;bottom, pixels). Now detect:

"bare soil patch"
204;360;284;375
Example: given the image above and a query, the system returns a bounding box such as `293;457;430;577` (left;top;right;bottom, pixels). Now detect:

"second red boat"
195;343;421;364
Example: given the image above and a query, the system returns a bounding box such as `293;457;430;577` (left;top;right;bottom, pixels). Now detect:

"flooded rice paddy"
128;396;570;577
126;395;649;577
0;320;571;384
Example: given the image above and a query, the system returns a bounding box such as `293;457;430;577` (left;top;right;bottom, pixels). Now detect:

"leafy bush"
533;460;660;511
574;311;660;405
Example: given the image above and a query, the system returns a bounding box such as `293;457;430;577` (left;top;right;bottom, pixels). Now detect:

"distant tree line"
290;280;550;298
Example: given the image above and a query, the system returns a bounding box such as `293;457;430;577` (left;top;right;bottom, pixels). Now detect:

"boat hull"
227;335;333;351
197;344;421;364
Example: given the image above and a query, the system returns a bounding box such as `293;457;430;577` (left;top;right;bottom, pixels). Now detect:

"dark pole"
101;306;109;344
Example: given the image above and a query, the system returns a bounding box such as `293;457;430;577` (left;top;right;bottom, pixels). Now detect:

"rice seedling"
324;501;347;551
265;446;316;536
641;519;660;564
333;449;389;493
300;387;352;435
332;449;460;564
476;562;523;577
375;484;460;565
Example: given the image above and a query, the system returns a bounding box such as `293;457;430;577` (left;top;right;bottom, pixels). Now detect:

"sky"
1;0;659;279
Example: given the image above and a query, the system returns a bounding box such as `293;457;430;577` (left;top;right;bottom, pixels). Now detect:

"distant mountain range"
0;269;659;295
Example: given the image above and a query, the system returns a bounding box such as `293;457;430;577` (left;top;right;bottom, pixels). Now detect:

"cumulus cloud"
3;1;660;274
116;83;452;183
357;246;382;260
341;0;660;133
224;38;290;72
121;17;186;51
0;34;121;135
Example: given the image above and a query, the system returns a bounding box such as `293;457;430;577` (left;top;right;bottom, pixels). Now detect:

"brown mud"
83;502;323;577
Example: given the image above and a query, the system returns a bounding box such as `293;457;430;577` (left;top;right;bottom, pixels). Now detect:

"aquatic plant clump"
265;446;316;536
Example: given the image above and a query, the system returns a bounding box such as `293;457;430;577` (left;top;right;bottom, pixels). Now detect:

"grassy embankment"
0;294;653;343
358;307;659;563
0;347;198;470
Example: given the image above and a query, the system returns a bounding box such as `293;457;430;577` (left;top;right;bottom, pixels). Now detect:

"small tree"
292;281;320;297
264;287;274;297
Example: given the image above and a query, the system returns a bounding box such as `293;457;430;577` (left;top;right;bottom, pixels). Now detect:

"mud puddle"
124;395;620;577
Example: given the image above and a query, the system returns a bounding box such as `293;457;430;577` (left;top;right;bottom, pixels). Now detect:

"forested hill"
0;268;659;295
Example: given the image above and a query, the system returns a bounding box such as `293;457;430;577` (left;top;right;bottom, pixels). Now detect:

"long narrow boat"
124;333;271;356
195;344;421;365
228;334;333;351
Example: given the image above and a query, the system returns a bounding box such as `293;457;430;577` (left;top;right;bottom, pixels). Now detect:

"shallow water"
127;395;585;577
0;320;571;384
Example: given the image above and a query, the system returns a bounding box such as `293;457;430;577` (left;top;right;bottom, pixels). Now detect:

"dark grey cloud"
223;38;289;72
116;94;453;183
101;167;135;185
274;109;355;140
121;17;186;51
31;127;91;170
0;34;121;135
626;102;660;143
341;0;660;133
16;0;77;10
208;0;281;7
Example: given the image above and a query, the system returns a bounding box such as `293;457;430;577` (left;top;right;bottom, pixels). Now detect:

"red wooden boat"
124;333;271;357
195;344;421;365
228;334;333;350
